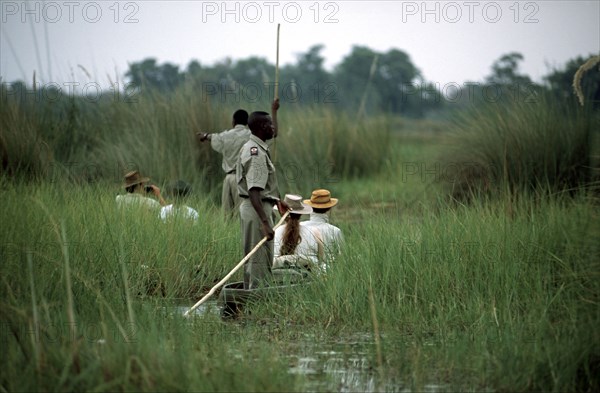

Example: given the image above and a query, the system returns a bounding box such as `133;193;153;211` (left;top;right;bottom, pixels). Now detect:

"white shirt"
274;224;321;269
301;213;344;263
159;204;199;222
116;193;160;210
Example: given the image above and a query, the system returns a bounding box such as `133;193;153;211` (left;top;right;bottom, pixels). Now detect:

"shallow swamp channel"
148;300;452;392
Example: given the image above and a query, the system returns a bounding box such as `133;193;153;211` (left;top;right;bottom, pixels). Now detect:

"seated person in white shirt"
116;170;167;211
273;194;323;272
159;180;199;223
302;189;344;268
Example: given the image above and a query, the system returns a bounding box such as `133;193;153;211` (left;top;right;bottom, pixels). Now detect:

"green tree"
486;52;533;86
447;52;538;107
126;58;183;92
376;49;421;113
334;45;382;113
484;52;541;104
545;54;600;108
333;46;439;116
281;44;332;105
229;56;275;103
230;56;274;86
186;60;203;79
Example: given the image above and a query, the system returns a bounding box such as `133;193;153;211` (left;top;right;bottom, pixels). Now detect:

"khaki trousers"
240;199;274;289
222;173;241;217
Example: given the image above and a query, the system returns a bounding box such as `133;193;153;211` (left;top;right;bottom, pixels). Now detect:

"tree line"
124;46;600;116
3;46;599;118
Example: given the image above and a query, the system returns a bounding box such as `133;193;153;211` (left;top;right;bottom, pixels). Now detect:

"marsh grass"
440;95;598;201
1;178;304;391
257;189;599;391
274;107;392;194
0;87;53;177
1;88;598;391
1;84;392;203
2;166;598;391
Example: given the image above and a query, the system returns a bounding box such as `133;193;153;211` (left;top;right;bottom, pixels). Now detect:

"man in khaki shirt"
197;110;250;217
236;99;289;289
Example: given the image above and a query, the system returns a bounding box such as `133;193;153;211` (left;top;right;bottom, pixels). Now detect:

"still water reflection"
281;333;446;393
167;303;445;392
285;333;399;392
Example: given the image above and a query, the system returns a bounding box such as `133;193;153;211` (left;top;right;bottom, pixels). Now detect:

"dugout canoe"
218;269;311;318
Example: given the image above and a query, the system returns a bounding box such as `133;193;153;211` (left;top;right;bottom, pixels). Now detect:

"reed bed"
440;95;598;201
1;84;598;391
1;168;598;391
0;177;300;391
261;191;599;391
1;84;391;201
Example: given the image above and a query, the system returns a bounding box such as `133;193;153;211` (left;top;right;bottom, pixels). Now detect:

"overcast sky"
1;0;599;91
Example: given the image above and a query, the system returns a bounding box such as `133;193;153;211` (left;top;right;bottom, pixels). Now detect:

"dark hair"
312;207;331;214
125;184;139;193
280;214;302;256
232;109;248;126
248;111;270;133
170;180;191;198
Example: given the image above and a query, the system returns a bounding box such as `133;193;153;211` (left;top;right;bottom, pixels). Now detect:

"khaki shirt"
210;124;251;174
236;134;279;201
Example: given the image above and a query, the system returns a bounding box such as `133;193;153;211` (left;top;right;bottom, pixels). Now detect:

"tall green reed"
0;178;301;391
1;157;598;391
274;106;392;194
261;189;598;391
1;84;392;203
440;94;598;201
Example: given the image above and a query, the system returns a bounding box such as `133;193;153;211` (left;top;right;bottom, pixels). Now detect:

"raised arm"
148;184;168;206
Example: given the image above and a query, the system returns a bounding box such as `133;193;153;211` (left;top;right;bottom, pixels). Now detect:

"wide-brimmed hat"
304;189;338;209
284;194;313;215
124;170;150;188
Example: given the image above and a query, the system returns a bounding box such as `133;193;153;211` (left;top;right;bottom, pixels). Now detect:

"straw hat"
304;189;338;209
283;194;313;215
124;170;150;188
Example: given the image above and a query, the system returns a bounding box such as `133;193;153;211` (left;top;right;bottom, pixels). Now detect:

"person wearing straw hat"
273;194;323;272
116;170;167;210
196;109;250;217
236;103;288;289
302;189;344;266
159;180;199;223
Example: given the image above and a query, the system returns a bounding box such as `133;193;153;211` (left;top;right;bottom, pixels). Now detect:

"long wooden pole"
272;23;281;162
184;210;289;317
274;23;280;100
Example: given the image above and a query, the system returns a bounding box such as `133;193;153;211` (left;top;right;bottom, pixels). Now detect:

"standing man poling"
236;99;289;289
197;109;250;217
